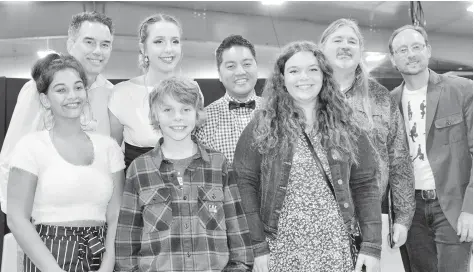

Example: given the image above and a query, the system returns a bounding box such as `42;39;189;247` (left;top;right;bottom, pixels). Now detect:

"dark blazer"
391;69;473;230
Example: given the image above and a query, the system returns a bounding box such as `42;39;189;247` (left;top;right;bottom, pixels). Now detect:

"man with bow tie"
196;35;263;166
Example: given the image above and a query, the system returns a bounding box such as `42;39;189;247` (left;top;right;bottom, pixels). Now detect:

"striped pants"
24;224;106;272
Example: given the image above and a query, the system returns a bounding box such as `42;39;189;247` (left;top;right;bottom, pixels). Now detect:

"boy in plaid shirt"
115;77;253;272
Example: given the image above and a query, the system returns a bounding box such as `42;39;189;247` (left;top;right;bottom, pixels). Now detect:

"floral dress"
266;133;353;272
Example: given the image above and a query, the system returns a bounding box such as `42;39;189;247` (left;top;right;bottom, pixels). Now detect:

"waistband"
36;224;106;257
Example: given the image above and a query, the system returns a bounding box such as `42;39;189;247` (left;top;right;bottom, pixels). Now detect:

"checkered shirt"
196;93;263;165
115;137;253;272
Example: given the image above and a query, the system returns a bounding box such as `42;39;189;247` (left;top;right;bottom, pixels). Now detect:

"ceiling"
0;1;472;78
140;1;473;36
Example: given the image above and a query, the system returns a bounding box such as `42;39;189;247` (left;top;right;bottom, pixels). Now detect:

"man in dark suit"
389;25;472;272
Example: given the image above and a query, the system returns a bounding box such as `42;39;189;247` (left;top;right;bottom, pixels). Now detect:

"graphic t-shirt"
401;85;435;190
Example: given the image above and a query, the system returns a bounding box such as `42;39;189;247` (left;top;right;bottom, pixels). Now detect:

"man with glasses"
389;25;472;272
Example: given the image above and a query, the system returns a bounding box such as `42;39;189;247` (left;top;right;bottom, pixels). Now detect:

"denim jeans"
403;194;472;272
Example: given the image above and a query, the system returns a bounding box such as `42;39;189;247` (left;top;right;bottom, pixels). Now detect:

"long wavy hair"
319;18;373;129
253;41;361;165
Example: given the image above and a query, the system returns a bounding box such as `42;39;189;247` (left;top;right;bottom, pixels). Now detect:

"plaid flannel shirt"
115;137;253;272
196;93;263;166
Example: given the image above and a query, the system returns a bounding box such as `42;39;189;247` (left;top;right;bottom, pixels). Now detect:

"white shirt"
87;74;115;136
0;74;114;213
9;131;125;224
401;85;436;190
108;80;160;147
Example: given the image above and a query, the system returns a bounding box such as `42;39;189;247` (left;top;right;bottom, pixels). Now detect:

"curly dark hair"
253;41;361;164
31;53;87;94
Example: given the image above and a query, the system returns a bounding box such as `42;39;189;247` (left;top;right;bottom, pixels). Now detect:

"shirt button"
337;179;343;185
183;196;188;200
343;203;349;208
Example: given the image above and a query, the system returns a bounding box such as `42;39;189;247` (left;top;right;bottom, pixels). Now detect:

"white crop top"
9;131;125;224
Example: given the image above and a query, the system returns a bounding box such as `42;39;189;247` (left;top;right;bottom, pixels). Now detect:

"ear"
39;93;51;109
66;38;74;54
139;43;145;55
426;44;432;59
389;54;396;67
218;69;223;83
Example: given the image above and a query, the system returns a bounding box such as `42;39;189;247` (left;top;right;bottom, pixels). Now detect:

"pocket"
142;187;173;233
434;113;465;144
197;186;226;231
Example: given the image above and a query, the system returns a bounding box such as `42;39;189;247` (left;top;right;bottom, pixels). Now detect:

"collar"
89;74;113;90
222;92;258;104
150;135;211;168
395;69;440;93
342;74;363;95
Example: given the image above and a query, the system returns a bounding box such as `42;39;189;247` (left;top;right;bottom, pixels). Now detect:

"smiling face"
284;51;323;107
155;94;196;143
218;46;258;101
40;68;87;121
67;21;113;79
321;25;361;71
141;21;182;74
390;29;431;76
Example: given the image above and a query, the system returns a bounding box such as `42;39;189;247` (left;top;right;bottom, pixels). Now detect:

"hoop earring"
144;55;150;67
43;107;55;131
80;100;97;130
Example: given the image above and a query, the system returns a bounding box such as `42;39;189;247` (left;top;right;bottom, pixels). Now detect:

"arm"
233;120;268;258
109;109;124;146
114;163;143;272
387;96;416;229
7;168;64;272
461;79;473;214
222;160;254;270
98;170;125;272
0;80;42;212
350;132;382;259
457;79;473;243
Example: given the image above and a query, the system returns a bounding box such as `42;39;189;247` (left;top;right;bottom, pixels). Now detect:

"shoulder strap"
302;131;336;199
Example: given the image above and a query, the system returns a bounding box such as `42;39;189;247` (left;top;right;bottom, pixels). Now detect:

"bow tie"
229;100;256;110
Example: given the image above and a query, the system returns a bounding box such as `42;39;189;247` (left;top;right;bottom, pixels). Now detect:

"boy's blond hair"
148;76;206;131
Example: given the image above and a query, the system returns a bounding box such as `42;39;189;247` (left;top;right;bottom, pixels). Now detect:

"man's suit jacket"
391;69;473;230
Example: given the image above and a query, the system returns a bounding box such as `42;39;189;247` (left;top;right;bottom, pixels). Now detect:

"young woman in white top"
109;13;202;170
7;53;125;272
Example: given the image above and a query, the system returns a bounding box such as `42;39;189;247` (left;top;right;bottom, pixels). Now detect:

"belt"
78;228;106;260
415;189;437;200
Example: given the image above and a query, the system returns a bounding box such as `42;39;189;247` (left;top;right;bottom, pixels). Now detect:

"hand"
252;254;269;272
354;253;380;272
391;223;408;248
457;212;473;242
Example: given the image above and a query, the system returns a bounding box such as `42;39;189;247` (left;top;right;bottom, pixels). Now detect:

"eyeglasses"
394;44;426;56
